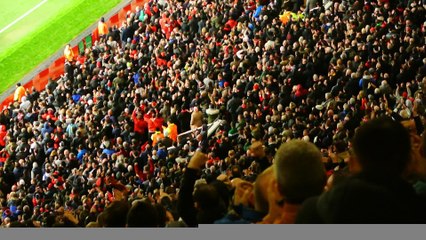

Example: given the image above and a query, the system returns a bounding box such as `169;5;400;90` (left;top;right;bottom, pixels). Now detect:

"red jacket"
224;19;237;31
42;111;57;121
0;149;8;164
132;110;148;135
0;125;7;147
153;117;164;131
144;113;155;132
134;163;147;181
156;56;167;66
295;84;308;98
134;158;154;181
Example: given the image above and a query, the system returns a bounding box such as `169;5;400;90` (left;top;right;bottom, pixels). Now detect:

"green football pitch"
0;0;122;95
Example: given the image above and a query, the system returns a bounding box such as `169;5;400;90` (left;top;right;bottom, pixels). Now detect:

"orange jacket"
164;123;178;142
14;86;26;102
151;131;164;146
64;45;75;62
98;22;108;35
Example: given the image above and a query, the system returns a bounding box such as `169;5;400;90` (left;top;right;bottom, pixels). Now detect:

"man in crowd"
1;0;426;227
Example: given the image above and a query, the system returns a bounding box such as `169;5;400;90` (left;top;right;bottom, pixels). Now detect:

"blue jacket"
214;204;265;224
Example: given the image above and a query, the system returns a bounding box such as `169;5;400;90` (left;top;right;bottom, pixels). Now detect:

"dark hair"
352;117;411;176
126;200;159;227
154;204;167;227
193;184;226;224
41;213;56;227
9;221;27;228
230;165;241;179
99;200;130;227
209;180;231;210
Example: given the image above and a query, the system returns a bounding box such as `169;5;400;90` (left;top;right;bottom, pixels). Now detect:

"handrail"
167;118;224;151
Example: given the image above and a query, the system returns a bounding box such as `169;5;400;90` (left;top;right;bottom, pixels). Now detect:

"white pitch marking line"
0;0;48;34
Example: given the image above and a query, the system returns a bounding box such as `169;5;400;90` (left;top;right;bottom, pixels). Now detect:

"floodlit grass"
0;0;122;94
0;0;42;30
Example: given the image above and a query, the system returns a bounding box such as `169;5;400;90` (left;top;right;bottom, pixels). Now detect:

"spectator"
126;199;159;227
261;140;326;224
13;83;26;103
214;173;267;224
63;44;74;62
404;124;426;197
177;151;227;226
164;119;178;143
98;17;108;41
151;127;164;147
1;0;425;227
206;104;220;124
296;117;426;223
132;107;149;144
190;107;203;130
98;200;130;227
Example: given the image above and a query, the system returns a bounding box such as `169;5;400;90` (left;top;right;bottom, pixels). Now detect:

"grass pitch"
0;0;122;94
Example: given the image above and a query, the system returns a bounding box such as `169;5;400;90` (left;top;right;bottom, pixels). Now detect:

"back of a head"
209;180;231;210
101;200;130;227
274;140;326;204
193;183;227;224
352;117;411;176
193;184;221;210
154;204;167;227
127;200;159;227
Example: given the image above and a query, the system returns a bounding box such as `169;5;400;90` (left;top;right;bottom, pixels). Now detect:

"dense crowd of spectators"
1;0;426;227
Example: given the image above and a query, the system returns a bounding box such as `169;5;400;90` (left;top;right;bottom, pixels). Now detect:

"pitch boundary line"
0;0;48;34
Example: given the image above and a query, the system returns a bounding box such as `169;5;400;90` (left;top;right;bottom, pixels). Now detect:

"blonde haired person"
64;44;74;62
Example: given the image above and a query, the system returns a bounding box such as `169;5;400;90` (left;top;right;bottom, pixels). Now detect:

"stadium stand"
1;0;426;227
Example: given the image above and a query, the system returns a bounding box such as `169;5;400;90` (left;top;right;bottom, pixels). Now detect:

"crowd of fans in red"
1;0;426;227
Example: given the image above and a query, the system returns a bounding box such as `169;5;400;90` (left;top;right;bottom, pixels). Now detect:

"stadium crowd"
1;0;426;227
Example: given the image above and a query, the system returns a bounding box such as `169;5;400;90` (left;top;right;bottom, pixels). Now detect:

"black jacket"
296;172;426;224
177;168;199;227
